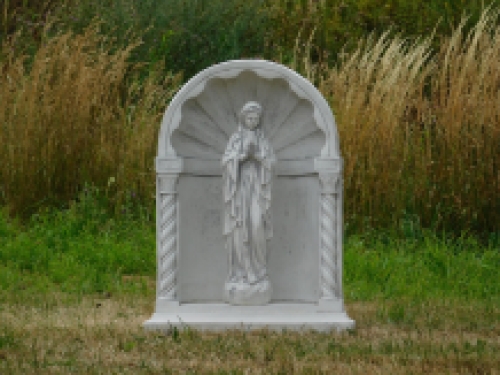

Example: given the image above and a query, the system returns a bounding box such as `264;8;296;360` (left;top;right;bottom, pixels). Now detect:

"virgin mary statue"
222;101;275;305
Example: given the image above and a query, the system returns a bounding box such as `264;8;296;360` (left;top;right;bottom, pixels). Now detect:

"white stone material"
222;101;275;305
144;303;354;332
144;59;354;332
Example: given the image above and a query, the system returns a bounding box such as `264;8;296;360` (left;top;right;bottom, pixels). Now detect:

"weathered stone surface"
144;59;354;331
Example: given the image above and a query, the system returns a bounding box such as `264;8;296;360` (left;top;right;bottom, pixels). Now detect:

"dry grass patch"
1;295;498;374
0;23;181;218
320;7;500;232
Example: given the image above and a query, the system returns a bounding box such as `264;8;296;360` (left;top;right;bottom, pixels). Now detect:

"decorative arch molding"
157;60;341;160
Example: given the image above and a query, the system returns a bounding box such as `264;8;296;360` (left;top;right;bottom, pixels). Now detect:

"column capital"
156;157;183;174
158;174;180;194
314;157;343;174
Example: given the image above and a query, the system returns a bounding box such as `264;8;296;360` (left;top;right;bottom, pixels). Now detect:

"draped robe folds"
222;127;275;304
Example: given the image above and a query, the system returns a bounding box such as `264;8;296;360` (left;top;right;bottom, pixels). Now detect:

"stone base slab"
143;303;355;332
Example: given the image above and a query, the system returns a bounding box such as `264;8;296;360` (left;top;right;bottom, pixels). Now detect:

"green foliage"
46;0;272;79
344;231;500;301
0;329;18;350
0;187;155;295
1;197;499;302
268;0;499;66
147;0;271;79
0;0;57;39
1;198;499;372
5;0;497;78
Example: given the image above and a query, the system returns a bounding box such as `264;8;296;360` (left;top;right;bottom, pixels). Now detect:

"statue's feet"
224;278;272;305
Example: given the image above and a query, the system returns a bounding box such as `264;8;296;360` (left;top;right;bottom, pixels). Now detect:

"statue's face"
244;112;260;130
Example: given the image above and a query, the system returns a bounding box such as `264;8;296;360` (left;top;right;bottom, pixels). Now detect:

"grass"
1;0;274;79
0;199;499;373
1;9;499;233
0;24;181;219
4;0;497;75
344;232;500;302
0;187;156;296
320;7;500;233
1;297;498;373
1;190;498;301
0;2;498;373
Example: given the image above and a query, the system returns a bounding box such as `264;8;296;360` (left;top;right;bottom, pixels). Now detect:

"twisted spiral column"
158;175;179;299
319;173;340;300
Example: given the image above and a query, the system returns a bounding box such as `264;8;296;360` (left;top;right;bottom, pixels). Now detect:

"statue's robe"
222;127;275;285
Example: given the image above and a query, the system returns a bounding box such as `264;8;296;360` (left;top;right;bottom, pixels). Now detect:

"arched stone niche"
144;60;354;331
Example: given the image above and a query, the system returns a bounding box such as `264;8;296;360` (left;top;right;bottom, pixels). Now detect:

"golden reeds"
1;8;498;232
428;8;500;232
321;31;434;229
0;24;181;218
319;8;500;232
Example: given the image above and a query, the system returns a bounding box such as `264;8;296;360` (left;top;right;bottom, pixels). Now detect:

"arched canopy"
157;60;341;160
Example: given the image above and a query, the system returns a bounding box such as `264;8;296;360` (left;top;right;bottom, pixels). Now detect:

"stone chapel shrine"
143;60;355;331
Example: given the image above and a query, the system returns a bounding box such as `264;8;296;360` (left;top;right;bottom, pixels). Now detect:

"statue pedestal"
224;279;272;305
143;302;355;332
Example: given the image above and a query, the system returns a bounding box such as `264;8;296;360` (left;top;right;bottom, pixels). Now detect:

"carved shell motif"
171;71;325;160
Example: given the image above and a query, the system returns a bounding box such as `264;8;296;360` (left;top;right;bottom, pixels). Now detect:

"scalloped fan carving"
171;71;325;159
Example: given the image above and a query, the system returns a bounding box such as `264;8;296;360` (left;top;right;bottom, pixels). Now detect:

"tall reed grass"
320;8;500;233
4;1;492;81
0;24;181;218
0;9;498;234
41;0;272;80
268;0;497;68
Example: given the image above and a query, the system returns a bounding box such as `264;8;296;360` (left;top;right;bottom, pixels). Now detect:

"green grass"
0;196;499;373
0;189;156;298
1;195;498;302
1;192;498;301
3;0;498;80
345;232;500;302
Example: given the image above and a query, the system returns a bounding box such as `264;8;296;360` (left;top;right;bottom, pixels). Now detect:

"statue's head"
239;101;262;130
